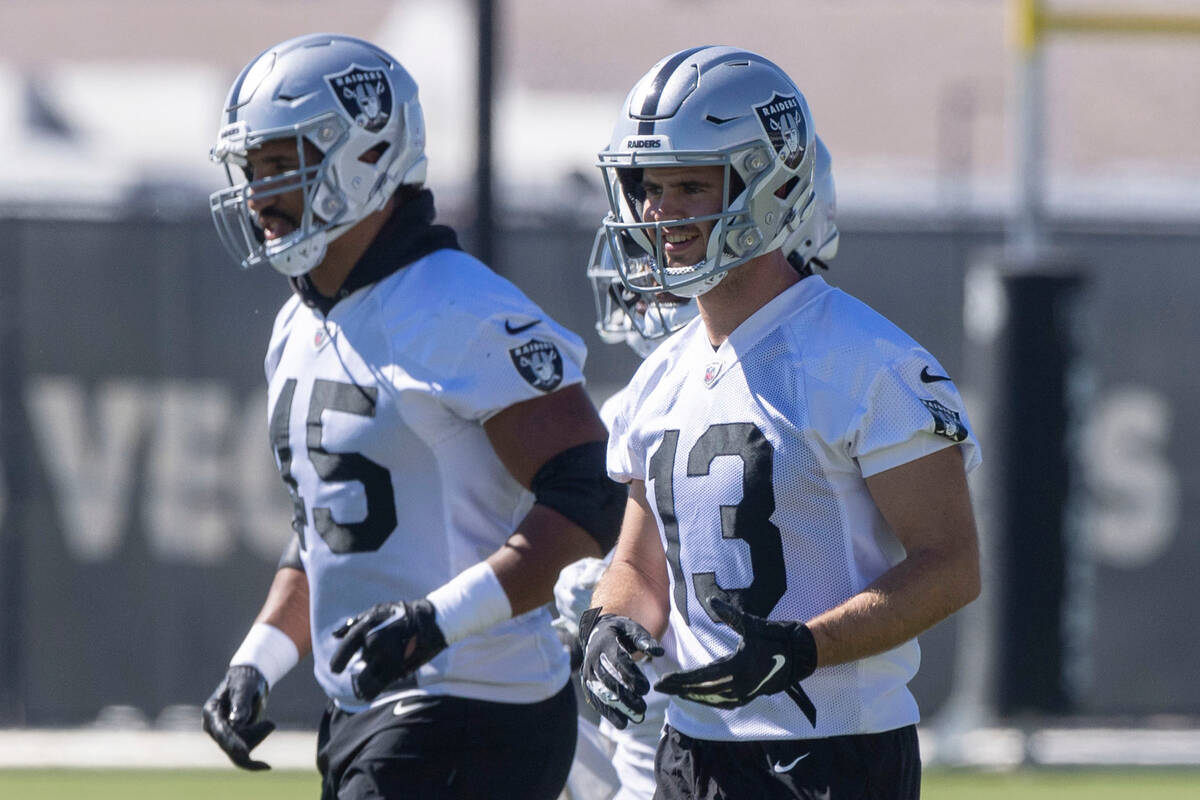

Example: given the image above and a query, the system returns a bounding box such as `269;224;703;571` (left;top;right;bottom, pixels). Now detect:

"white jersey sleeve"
430;299;587;424
848;352;981;478
375;256;586;422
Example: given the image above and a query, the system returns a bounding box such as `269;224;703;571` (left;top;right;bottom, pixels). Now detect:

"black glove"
328;599;448;701
577;607;664;730
201;664;276;770
653;596;818;726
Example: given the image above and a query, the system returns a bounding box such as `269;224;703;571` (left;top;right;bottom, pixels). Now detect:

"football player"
560;137;840;800
201;34;623;800
579;46;982;799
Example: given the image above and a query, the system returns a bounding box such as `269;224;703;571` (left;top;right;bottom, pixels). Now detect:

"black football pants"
654;723;920;800
317;682;576;799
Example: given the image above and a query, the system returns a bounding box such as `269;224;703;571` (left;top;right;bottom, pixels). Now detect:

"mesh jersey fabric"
265;247;587;710
607;275;980;740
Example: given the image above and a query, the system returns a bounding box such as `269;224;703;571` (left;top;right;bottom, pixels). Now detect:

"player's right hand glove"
201;665;275;770
577;607;664;730
328;599;448;702
653;596;818;726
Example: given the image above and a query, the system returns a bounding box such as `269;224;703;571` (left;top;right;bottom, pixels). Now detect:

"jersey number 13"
649;423;786;625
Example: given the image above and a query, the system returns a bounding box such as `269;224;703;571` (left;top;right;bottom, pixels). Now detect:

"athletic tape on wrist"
229;622;300;690
426;561;513;645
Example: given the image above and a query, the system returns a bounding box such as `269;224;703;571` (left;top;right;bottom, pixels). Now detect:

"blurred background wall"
0;0;1197;733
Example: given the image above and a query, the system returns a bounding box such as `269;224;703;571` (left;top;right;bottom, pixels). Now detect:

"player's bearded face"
639;165;725;268
244;139;323;241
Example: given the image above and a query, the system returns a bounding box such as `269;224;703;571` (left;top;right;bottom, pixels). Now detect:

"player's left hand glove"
201;665;276;770
328;599;448;701
653;596;818;726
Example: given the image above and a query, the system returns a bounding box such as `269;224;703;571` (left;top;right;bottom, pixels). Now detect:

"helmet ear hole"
775;174;799;200
726;170;746;205
617;167;645;209
359;142;390;164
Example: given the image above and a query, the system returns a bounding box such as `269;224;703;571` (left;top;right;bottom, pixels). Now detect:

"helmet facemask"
210;115;358;277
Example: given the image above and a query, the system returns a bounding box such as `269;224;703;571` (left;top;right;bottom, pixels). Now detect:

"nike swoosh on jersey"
749;654;787;696
920;366;952;383
772;752;810;773
393;700;430;717
505;319;541;335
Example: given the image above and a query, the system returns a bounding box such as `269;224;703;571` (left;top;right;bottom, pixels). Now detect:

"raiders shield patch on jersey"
326;64;392;132
753;92;807;169
921;398;968;443
509;339;563;392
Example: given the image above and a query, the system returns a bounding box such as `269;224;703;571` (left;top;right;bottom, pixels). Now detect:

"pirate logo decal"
920;398;969;443
509;339;564;392
754;92;807;169
326;64;392;132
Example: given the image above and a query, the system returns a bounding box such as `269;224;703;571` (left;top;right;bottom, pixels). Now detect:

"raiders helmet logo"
753;92;807;170
920;398;969;443
509;339;564;392
326;64;392;132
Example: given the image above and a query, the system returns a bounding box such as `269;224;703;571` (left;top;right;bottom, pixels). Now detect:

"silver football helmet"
597;46;817;298
586;226;700;358
590;135;838;357
209;34;427;276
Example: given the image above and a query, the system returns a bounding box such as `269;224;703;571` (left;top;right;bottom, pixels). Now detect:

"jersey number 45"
269;377;397;554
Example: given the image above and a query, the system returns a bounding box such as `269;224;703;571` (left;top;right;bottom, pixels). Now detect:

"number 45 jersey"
264;248;586;711
607;275;981;741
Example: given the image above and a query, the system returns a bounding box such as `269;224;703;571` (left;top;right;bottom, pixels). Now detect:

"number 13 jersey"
265;248;586;711
607;275;981;741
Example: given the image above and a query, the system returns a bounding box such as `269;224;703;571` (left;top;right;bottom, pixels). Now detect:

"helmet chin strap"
669;268;726;298
267;229;328;277
641;300;697;339
266;213;362;277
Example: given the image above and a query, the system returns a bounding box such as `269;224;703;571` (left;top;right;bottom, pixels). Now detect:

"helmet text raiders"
209;34;427;276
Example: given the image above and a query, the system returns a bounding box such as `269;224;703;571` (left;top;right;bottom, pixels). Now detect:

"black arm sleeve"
277;533;305;572
530;441;627;552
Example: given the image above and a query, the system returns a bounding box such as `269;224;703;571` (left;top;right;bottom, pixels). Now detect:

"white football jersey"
265;247;586;711
607;275;980;741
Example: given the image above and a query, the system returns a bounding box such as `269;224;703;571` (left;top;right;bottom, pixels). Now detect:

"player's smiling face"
244;139;320;242
639;165;725;268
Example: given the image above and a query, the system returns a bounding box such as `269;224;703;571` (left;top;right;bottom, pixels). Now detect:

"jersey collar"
289;189;461;316
717;274;831;360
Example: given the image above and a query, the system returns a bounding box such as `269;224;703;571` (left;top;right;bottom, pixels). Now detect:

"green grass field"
922;768;1200;799
0;769;317;800
1;768;1199;799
